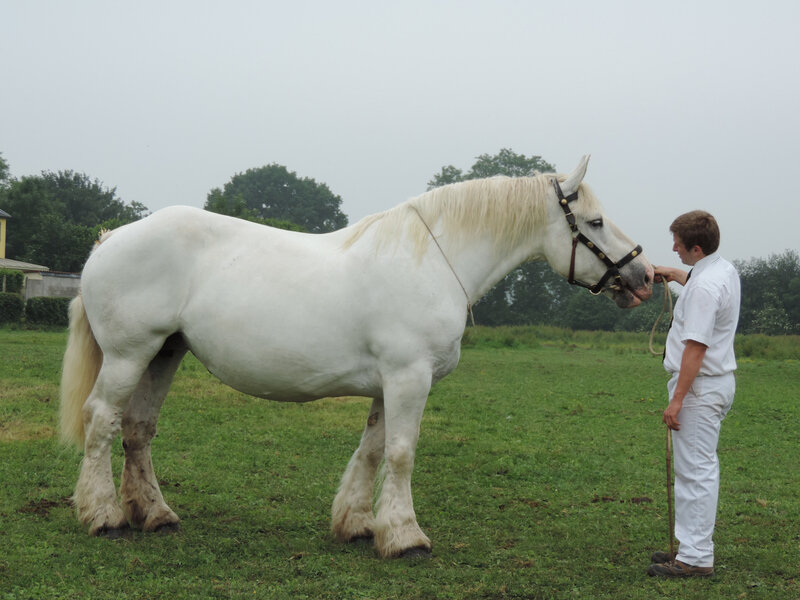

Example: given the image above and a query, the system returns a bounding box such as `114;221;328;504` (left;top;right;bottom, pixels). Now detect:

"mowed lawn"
1;328;798;599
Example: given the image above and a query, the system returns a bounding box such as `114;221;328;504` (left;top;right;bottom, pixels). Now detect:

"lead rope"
409;205;475;327
648;279;673;356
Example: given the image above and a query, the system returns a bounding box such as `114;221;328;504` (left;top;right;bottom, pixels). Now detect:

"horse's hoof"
96;524;130;539
397;546;432;559
154;522;181;535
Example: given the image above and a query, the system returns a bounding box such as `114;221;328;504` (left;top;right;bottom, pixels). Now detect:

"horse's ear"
560;155;591;197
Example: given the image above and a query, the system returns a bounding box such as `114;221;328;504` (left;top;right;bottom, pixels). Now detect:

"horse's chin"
610;288;642;309
608;278;653;308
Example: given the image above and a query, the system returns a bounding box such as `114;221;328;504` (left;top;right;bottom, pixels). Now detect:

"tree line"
1;151;797;334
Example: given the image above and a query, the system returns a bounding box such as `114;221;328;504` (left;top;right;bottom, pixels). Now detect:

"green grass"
1;328;798;599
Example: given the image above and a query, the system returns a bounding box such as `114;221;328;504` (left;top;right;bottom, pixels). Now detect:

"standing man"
648;210;741;578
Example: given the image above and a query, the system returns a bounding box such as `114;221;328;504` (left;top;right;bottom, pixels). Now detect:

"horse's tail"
59;293;103;448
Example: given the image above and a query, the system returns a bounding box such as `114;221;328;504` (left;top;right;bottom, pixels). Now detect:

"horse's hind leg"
331;397;385;542
74;356;151;537
120;334;187;533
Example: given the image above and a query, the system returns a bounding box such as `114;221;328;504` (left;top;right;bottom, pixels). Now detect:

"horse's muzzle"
613;262;654;308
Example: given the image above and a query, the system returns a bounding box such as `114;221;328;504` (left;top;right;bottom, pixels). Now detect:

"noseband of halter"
552;178;643;296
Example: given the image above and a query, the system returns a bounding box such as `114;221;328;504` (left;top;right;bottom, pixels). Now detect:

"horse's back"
80;207;334;349
83;206;343;294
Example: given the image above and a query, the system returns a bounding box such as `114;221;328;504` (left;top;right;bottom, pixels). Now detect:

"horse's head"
543;156;654;308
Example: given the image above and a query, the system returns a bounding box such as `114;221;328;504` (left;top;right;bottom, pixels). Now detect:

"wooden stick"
666;426;676;558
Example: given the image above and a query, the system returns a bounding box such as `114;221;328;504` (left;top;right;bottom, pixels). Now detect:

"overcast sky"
2;0;798;268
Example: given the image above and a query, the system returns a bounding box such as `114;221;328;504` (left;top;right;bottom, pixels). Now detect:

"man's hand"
663;398;682;430
664;340;708;431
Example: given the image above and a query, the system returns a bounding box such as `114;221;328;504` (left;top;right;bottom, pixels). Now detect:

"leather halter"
552;178;643;295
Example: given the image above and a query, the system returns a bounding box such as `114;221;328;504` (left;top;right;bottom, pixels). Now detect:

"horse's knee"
121;419;157;455
384;439;416;472
122;417;151;445
82;398;125;450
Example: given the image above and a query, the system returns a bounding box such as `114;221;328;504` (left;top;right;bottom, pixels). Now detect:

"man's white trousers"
667;372;735;568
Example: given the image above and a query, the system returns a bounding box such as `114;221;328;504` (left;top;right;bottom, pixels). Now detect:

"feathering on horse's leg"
374;367;432;558
120;337;186;533
332;397;385;543
74;356;150;537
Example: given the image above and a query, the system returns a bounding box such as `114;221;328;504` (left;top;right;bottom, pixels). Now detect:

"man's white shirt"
663;252;741;376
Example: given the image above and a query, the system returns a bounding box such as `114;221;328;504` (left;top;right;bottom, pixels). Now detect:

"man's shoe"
650;551;676;564
647;560;714;578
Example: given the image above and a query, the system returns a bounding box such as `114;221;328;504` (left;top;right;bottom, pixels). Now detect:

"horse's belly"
186;336;382;402
221;367;380;403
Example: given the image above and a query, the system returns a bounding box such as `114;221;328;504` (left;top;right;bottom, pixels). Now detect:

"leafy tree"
471;277;514;327
205;187;305;232
508;262;577;325
469;148;556;179
750;292;792;335
735;250;800;334
428;148;555;190
426;165;465;189
557;288;620;331
40;171;147;226
0;169;148;272
0;153;9;186
788;276;800;329
206;164;347;233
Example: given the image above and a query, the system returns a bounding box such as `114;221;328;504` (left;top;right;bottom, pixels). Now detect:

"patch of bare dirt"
0;420;56;441
18;497;72;518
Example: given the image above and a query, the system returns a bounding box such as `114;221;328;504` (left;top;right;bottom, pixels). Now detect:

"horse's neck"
416;177;549;302
445;231;542;304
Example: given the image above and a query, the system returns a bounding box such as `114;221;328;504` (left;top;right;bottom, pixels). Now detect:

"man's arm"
654;266;690;286
663;340;708;430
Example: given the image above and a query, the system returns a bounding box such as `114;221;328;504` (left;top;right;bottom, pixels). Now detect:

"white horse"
60;156;653;557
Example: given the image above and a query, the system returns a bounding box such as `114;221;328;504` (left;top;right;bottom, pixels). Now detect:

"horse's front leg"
332;397;385;542
374;365;432;558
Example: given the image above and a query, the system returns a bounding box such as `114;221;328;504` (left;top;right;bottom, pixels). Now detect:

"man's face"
672;233;703;266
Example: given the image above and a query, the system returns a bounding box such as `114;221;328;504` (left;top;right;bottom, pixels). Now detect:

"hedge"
24;296;71;327
0;269;25;294
0;292;25;324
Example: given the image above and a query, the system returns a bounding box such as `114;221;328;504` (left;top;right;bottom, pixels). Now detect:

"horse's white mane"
343;174;602;259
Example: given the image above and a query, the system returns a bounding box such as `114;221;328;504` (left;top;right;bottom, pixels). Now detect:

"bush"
736;333;800;361
0;269;25;294
25;296;71;327
0;292;24;324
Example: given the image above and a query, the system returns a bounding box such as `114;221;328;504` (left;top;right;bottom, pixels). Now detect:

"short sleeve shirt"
663;253;741;376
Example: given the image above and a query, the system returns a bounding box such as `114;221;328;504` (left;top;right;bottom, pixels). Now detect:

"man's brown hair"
670;210;720;255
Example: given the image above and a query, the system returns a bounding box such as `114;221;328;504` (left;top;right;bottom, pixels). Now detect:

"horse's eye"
589;218;604;228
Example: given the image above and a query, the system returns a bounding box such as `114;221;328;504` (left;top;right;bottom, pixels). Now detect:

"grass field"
1;328;798;599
